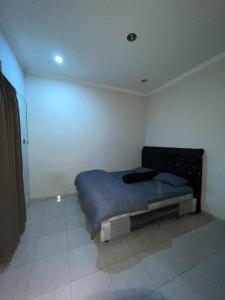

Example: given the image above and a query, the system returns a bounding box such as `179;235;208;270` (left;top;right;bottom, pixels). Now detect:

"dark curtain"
0;73;26;263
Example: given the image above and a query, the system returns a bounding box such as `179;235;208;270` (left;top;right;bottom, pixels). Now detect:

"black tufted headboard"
142;146;204;213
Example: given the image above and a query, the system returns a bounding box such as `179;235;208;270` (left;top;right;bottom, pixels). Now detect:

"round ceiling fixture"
54;55;63;64
127;33;137;42
140;78;148;83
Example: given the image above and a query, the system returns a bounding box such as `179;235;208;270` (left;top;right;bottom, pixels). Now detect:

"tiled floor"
0;194;225;300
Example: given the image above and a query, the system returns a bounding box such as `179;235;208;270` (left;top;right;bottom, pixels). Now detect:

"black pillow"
123;171;158;184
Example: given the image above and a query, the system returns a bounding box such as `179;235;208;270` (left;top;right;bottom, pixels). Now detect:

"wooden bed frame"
100;146;204;242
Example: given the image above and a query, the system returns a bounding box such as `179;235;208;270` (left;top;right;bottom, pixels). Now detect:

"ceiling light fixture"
54;55;63;64
127;33;137;42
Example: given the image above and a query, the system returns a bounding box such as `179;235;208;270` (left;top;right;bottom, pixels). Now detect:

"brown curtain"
0;73;26;263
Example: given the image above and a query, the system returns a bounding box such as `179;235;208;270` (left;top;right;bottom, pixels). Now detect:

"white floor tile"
139;248;183;288
161;214;212;239
200;220;225;236
0;291;28;300
98;235;136;267
71;270;116;300
65;204;83;219
28;253;70;299
9;239;38;268
141;289;167;300
69;244;105;281
44;206;66;220
36;232;67;260
40;217;67;237
0;264;32;296
159;273;204;300
175;221;225;260
66;214;85;231
129;225;162;254
67;227;93;251
108;257;156;300
63;195;80;207
21;223;41;242
174;229;199;248
185;257;225;299
193;222;225;251
169;242;203;272
27;203;45;223
30;284;72;300
44;199;65;210
210;246;225;272
197;221;225;245
4;198;225;300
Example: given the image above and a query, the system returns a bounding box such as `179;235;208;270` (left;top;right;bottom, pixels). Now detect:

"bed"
74;146;204;241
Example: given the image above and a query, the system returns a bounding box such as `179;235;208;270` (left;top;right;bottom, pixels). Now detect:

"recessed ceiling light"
54;55;63;64
140;78;148;83
127;33;137;42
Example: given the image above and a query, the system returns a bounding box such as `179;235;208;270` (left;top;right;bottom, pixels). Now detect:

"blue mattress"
75;169;193;238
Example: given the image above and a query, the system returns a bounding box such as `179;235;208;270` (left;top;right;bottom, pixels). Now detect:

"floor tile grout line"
25;253;71;299
66;213;76;287
6;235;206;276
67;243;106;283
24;258;35;298
67;221;225;278
3;199;224;300
27;283;70;300
67;235;73;284
104;256;157;300
142;240;225;291
31;248;68;264
69;266;107;286
5;224;224;270
107;271;118;297
99;248;135;270
1;240;39;271
156;250;225;298
142;288;168;300
25;202;66;299
69;282;73;300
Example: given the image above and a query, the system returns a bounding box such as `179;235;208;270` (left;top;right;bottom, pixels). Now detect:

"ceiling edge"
25;69;149;97
0;28;27;71
148;52;225;98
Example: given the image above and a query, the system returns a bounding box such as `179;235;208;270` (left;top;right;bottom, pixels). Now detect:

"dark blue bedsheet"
74;169;193;238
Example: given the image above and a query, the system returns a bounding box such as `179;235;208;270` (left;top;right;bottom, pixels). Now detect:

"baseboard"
29;192;78;203
201;209;224;222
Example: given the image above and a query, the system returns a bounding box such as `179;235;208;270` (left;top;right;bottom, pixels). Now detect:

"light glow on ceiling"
54;55;63;64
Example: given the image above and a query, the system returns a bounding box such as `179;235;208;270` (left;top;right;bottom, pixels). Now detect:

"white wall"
26;74;147;199
146;57;225;219
0;31;30;207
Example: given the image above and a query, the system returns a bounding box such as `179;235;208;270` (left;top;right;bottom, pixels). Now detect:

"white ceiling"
0;0;225;95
